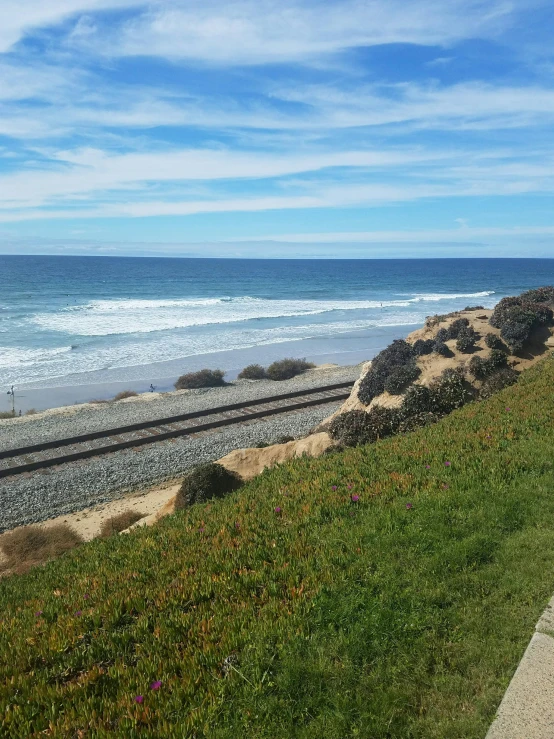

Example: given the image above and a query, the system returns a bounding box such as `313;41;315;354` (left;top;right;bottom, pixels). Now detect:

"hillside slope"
2;357;554;738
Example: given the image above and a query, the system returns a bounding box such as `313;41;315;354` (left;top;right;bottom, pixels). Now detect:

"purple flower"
347;483;353;490
274;506;282;513
442;484;449;490
84;594;90;600
198;527;205;533
134;695;144;704
75;610;82;616
444;461;451;467
425;465;431;469
351;494;360;503
506;407;511;411
35;611;43;617
150;681;162;691
406;503;413;510
331;485;337;491
234;521;240;529
486;434;491;439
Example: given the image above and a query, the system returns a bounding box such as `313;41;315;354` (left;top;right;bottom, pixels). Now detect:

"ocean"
1;256;554;399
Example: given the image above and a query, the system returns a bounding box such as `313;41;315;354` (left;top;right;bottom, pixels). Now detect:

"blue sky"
0;0;554;258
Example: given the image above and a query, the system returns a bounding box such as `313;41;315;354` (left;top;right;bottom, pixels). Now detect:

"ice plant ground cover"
2;359;554;737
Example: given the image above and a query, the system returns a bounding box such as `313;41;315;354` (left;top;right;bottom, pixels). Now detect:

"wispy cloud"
0;0;552;253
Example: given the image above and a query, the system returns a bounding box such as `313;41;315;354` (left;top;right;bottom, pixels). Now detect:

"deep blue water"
1;256;553;387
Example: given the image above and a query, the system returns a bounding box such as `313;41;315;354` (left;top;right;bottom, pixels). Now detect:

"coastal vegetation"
113;390;139;401
2;358;554;736
237;363;267;380
98;511;144;538
174;368;226;390
265;357;315;381
0;524;83;576
175;462;243;508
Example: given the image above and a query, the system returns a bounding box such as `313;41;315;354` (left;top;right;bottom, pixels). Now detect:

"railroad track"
0;381;353;480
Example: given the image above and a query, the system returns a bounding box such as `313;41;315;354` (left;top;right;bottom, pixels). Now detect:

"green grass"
2;358;554;738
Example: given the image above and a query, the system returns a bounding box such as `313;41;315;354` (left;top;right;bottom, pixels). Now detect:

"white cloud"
72;0;528;65
0;0;142;52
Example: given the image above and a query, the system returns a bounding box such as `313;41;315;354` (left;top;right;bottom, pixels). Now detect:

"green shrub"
265;358;315;381
0;411;14;419
484;333;505;350
175;463;243;508
238;364;267;380
480;367;519;399
255;435;294;448
430;368;474;414
357;340;415;405
463;305;485;311
113;390;138;401
433;341;451;357
401;384;434;416
99;510;144;538
383;363;421;394
175;369;226;390
456;327;477;353
398;411;442;434
490;290;554;353
435;328;450;342
412;339;435;356
519;286;554;304
329;406;401;447
469;350;508;379
448;317;470;339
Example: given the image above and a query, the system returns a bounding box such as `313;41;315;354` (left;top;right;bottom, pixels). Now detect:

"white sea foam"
30;292;495;337
0;345;72;369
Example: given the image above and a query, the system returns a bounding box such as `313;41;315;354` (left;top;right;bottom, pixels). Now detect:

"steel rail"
0;382;352;480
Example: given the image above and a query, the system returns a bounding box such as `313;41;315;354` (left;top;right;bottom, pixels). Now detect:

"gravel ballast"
0;399;343;532
0;364;361;452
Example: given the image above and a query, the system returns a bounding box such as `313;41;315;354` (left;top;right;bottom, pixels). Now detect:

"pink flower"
442;484;449;490
351;494;360;503
274;506;282;513
198;527;205;533
35;611;43;617
425;465;431;469
134;696;144;704
75;610;82;616
234;521;240;529
84;594;90;600
150;681;162;690
406;503;413;510
331;485;337;491
506;407;511;411
347;483;353;489
444;461;451;467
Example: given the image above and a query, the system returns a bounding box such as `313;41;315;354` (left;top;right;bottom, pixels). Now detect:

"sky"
0;0;553;258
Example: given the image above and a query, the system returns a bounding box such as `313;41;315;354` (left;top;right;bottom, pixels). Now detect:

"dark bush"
435;328;450;342
0;411;14;419
398;411;442;434
469;349;507;379
412;339;435;356
383;363;421;394
329;406;401;447
456;327;477;353
176;463;243;508
480;368;519;399
490;291;554;353
433;341;451;357
484;333;506;350
463;305;485;311
175;369;226;390
266;358;315;381
519;286;554;304
99;510;144;538
113;390;138;401
401;384;434;416
430;368;474;414
357;340;415;405
238;364;266;380
448;317;470;339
